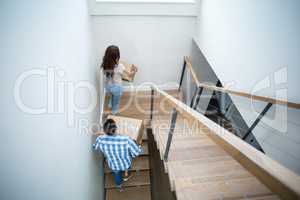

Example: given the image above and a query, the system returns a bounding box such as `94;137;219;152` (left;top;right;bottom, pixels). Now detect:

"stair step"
105;156;150;173
141;141;149;155
238;195;279;200
104;90;181;105
104;90;182;121
105;185;151;200
105;171;150;189
142;132;148;141
175;176;273;200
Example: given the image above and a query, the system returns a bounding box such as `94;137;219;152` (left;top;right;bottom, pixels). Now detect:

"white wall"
0;0;103;199
92;16;196;87
196;0;300;102
88;0;197;16
195;0;300;174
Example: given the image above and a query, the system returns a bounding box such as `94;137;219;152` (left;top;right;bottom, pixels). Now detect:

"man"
93;118;142;191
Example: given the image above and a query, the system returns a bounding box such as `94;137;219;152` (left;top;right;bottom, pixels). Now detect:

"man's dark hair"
103;119;117;136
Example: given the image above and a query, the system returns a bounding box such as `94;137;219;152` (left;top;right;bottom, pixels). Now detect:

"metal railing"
149;55;300;160
149;87;179;161
177;56;300;146
149;84;300;199
181;56;300;109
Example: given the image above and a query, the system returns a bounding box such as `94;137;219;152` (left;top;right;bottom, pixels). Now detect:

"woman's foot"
108;101;112;109
111;110;120;115
108;95;113;108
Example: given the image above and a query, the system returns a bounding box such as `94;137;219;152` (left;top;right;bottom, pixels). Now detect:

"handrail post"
242;102;273;140
178;58;187;91
191;86;203;109
164;108;178;161
190;87;199;108
192;86;203;110
150;88;154;123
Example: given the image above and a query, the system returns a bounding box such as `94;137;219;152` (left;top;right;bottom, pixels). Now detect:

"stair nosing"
104;167;150;174
105;170;151;189
105;182;151;189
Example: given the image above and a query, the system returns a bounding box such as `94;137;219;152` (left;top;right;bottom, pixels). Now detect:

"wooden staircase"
151;89;277;199
152;116;278;199
151;87;300;200
102;88;300;200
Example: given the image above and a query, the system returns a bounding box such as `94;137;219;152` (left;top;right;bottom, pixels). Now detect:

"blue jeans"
112;171;123;187
112;170;131;187
105;84;123;114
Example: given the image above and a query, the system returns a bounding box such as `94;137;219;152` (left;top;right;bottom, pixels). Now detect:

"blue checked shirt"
93;134;142;171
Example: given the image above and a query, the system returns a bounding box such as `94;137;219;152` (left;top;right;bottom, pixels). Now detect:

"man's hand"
94;131;105;135
134;139;142;145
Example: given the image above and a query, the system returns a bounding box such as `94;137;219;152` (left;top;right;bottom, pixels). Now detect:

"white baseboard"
99;90;106;125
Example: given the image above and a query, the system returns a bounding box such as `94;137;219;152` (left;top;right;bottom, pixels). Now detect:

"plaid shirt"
93;134;142;171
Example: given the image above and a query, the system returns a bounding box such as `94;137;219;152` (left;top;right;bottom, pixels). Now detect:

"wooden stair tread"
159;135;216;150
154;128;211;143
239;195;280;200
151;117;207;135
175;176;274;200
104;89;182;120
104;91;182;110
167;157;251;181
105;185;151;200
105;156;149;173
168;145;228;161
142;132;148;141
105;171;150;189
153;129;216;161
106;89;181;97
105;90;182;102
141;141;149;155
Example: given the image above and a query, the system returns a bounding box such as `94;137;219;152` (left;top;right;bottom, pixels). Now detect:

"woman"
101;45;137;115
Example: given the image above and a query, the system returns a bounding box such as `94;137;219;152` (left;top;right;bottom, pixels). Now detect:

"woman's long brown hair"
101;45;120;78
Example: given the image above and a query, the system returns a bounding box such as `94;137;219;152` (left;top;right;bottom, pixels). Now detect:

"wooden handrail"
184;56;300;109
152;85;300;199
184;56;201;87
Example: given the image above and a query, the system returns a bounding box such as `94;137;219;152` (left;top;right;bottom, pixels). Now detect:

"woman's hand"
126;65;137;77
123;64;137;78
131;64;138;73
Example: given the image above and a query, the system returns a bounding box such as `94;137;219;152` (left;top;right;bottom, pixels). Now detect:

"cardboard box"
107;115;144;145
120;61;137;82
